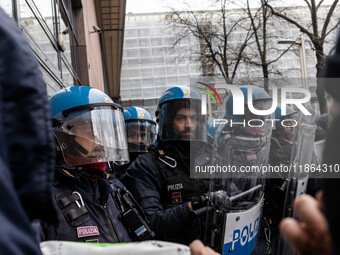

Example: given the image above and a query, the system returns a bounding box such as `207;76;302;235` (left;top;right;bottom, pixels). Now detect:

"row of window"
0;0;80;95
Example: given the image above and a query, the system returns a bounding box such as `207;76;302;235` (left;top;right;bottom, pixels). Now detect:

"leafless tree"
166;0;254;84
267;0;340;113
240;0;295;92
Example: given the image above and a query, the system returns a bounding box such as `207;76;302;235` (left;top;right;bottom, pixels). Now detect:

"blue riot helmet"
124;107;156;152
274;105;298;142
225;85;273;121
274;105;297;120
50;86;129;166
225;85;273;136
207;117;224;144
156;86;207;142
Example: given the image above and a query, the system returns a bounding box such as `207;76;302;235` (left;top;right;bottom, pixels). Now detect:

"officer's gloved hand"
208;190;229;208
192;190;229;210
191;195;208;211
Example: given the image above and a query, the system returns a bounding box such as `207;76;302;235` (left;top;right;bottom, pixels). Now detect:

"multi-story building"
0;0;126;99
120;7;340;115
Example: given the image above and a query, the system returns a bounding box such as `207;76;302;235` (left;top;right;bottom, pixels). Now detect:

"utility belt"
111;187;155;241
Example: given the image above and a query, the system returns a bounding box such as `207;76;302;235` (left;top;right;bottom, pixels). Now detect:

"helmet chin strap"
69;136;89;155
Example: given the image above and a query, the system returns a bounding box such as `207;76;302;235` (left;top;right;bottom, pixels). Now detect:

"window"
129;69;141;77
152;57;164;65
128;58;139;67
138;28;149;37
125;39;138;48
140;58;152;66
154;77;166;87
142;78;154;86
152;48;163;56
151;38;162;46
141;68;153;77
129;79;141;88
166;66;177;75
139;38;150;47
140;48;152;57
153;67;165;75
167;76;179;85
125;29;138;38
126;49;139;58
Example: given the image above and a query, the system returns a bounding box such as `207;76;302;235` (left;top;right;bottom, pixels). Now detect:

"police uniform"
42;165;132;243
46;86;154;244
121;85;211;245
121;142;211;245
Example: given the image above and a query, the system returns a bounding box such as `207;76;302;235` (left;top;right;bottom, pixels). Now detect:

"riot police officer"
41;86;154;243
121;86;209;245
210;85;271;254
257;105;297;254
114;107;156;178
272;106;298;163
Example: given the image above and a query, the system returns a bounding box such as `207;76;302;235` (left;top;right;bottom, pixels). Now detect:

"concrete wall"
81;0;105;92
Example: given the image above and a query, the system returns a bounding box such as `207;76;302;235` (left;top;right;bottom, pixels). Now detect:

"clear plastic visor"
53;106;129;166
158;100;207;142
244;98;273;121
125;120;156;152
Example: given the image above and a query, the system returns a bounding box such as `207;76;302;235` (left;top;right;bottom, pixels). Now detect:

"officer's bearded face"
173;107;198;139
280;123;295;142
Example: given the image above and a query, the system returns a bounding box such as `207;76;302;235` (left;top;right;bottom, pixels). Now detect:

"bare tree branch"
321;0;339;39
267;43;295;65
304;0;312;12
311;1;319;38
326;18;340;37
266;4;314;39
316;0;325;10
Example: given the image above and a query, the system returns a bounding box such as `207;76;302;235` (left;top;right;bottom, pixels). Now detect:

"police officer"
114;107;156;178
211;85;271;254
257;106;297;254
217;85;272;180
271;106;298;164
41;86;154;243
121;86;209;245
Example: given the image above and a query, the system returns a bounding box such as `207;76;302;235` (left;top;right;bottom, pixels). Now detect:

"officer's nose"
185;116;191;127
137;135;143;143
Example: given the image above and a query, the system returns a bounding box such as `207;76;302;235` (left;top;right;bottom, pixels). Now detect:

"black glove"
208;190;229;208
191;195;208;211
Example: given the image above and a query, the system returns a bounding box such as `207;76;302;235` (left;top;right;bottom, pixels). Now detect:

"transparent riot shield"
280;109;317;255
196;121;271;255
283;109;317;217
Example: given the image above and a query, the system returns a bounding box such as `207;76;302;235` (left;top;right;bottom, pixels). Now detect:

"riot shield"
196;121;272;254
283;109;317;218
280;109;317;255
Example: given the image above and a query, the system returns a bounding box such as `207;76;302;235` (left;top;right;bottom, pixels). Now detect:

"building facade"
120;7;340;116
0;0;126;98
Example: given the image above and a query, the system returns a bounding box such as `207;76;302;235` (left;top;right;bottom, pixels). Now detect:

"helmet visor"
244;98;273;121
125;120;156;152
53;106;129;165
